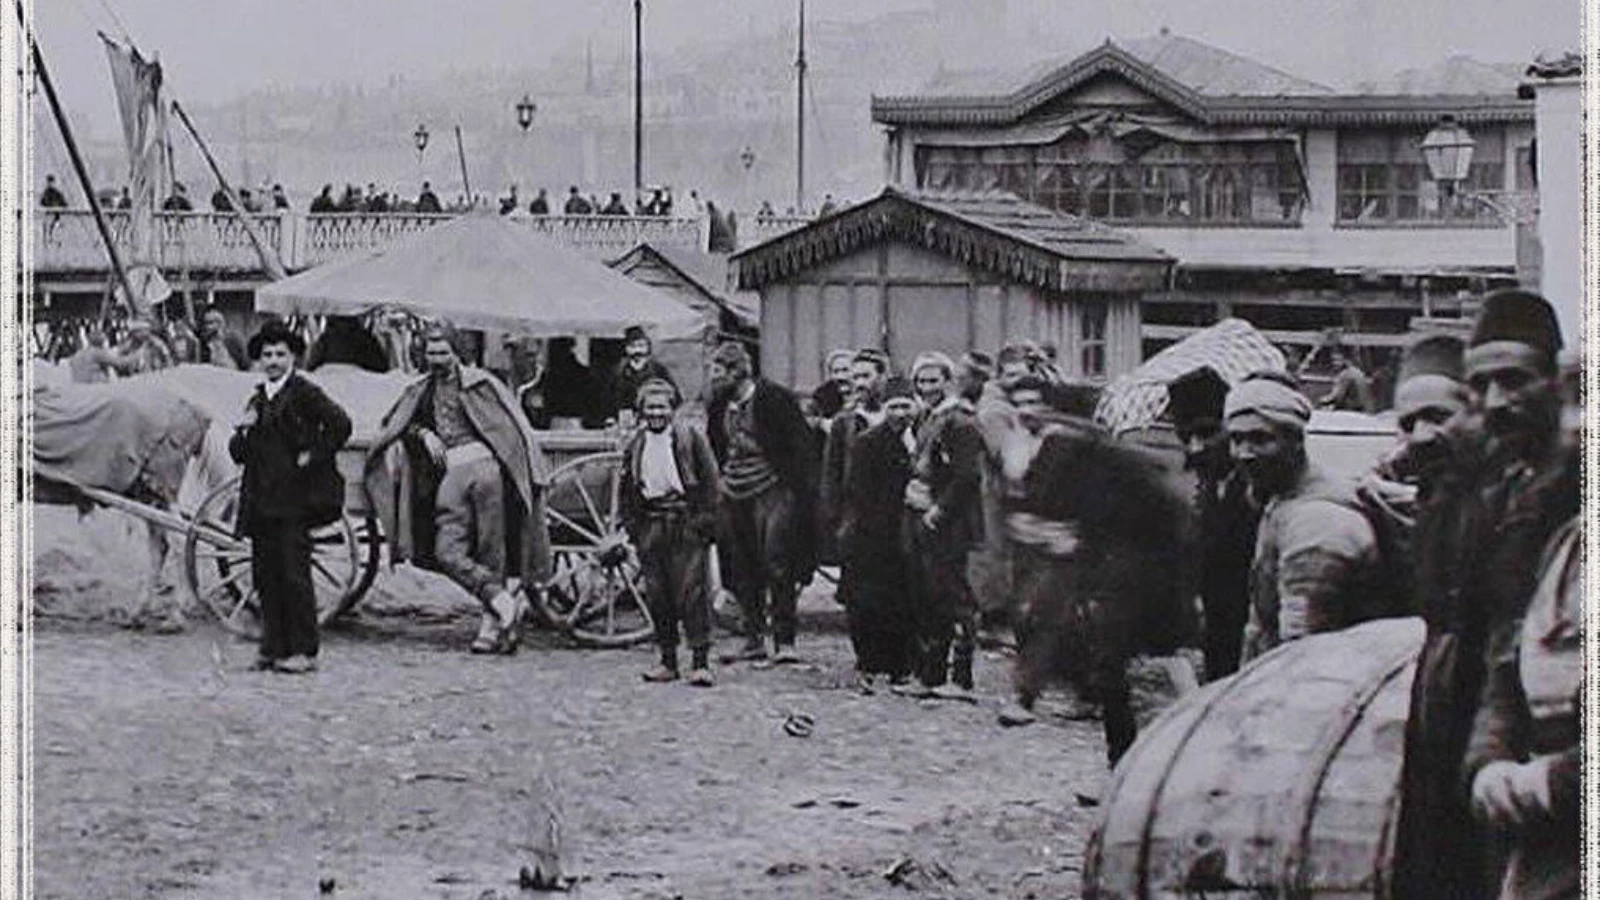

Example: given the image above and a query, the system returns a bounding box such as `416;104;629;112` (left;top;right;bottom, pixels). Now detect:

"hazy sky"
29;0;1584;133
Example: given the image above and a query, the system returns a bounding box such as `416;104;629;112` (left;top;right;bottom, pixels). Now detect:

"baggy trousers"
906;515;978;689
251;517;318;660
435;453;507;605
717;485;799;646
638;511;711;655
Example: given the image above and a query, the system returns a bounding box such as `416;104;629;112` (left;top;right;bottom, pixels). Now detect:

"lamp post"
515;94;537;133
413;124;429;198
1420;114;1476;214
739;145;757;213
1421;114;1536;226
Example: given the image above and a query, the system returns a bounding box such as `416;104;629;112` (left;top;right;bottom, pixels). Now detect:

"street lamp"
515;94;537;133
413;123;430;159
1420;114;1476;202
740;146;756;170
1420;114;1536;225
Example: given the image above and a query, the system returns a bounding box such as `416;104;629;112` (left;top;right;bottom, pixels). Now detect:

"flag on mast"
101;32;172;313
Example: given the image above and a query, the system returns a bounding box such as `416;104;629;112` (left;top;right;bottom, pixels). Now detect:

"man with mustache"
1226;372;1381;662
1386;332;1503;900
900;352;985;701
1465;348;1582;900
841;375;921;693
1394;291;1575;900
819;349;892;607
608;325;676;429
363;323;553;655
705;342;818;664
1167;366;1258;682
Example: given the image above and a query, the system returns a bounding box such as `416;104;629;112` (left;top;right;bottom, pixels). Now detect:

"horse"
31;368;232;631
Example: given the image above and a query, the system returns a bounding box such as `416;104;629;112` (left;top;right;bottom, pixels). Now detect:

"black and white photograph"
5;0;1593;896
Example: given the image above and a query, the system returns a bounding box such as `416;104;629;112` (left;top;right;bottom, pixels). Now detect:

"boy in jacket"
620;379;723;686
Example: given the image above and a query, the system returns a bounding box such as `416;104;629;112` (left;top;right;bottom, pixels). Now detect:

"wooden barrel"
1084;617;1425;900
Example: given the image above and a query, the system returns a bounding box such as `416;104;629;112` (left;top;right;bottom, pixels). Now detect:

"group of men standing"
1167;289;1579;900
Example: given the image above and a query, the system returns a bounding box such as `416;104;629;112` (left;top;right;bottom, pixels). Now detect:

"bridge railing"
30;209;716;275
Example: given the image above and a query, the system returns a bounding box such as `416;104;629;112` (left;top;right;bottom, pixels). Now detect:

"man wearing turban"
1225;372;1381;662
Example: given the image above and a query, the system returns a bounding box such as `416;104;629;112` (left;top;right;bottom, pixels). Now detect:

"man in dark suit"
608;325;675;427
841;375;919;693
228;320;353;674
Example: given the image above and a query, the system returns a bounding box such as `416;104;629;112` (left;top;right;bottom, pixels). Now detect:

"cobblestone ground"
30;506;1111;900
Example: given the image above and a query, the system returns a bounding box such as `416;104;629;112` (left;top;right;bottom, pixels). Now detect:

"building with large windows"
871;30;1535;387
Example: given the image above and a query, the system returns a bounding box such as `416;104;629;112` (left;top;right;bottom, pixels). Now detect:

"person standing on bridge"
228;320;352;674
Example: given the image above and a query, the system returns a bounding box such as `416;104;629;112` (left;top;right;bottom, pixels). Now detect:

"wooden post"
17;0;136;320
170;100;288;281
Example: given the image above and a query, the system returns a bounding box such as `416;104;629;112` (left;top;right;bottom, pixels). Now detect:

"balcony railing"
30;209;719;276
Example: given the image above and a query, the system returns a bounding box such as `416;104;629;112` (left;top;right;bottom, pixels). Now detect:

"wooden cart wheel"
534;451;654;648
182;475;379;638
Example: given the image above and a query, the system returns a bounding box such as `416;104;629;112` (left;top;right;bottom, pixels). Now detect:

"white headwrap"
1224;377;1313;431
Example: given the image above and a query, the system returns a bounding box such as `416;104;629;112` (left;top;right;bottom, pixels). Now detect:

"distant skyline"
30;0;1583;134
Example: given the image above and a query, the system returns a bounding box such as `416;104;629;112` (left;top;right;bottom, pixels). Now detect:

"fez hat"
853;347;891;371
1398;333;1466;384
1166;366;1229;424
881;374;916;401
247;318;306;359
1470;289;1562;360
961;350;996;379
622;325;650;345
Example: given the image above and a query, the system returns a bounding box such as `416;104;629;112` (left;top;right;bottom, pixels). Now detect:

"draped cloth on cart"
255;212;704;339
1094;318;1287;435
32;379;211;505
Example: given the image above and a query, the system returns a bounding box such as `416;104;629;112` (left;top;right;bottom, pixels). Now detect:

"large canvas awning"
257;212;703;339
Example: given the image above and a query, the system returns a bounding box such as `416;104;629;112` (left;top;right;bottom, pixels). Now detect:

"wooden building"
609;241;760;401
730;187;1172;392
870;31;1535;366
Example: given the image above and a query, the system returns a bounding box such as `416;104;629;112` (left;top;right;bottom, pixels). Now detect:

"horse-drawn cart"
177;426;654;647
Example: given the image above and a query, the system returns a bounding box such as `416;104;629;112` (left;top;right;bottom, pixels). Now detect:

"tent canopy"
257;212;704;339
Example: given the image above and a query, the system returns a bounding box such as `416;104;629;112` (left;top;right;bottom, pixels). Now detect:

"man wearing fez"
818;348;891;603
620;379;722;687
901;351;985;700
1465;349;1582;900
1390;332;1500;900
1396;291;1577;900
841;375;920;693
704;341;818;664
364;323;553;655
1167;366;1258;682
228;320;353;673
609;325;675;427
1226;372;1381;662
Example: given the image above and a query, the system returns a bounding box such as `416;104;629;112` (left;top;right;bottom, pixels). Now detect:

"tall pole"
633;0;643;201
795;0;807;213
16;0;137;318
171;101;287;280
454;125;473;205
